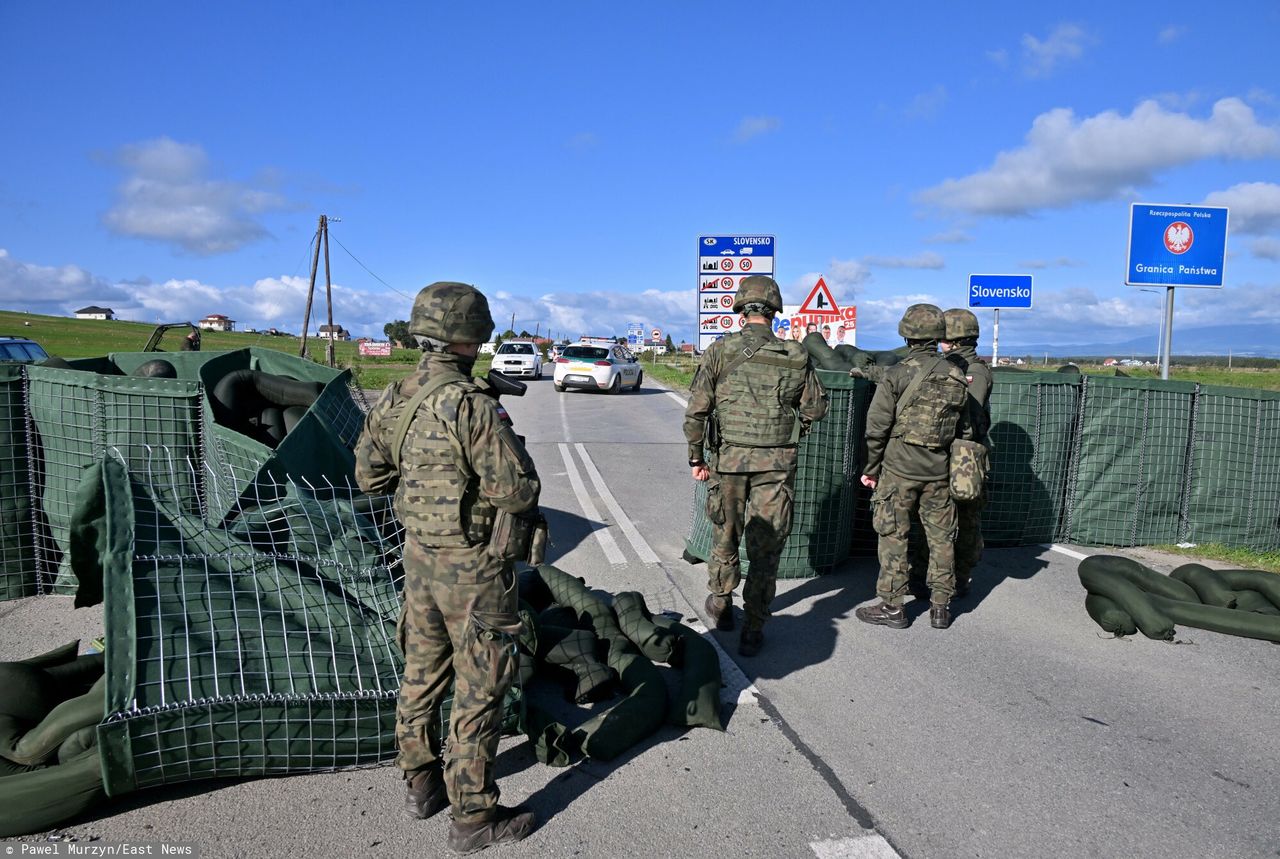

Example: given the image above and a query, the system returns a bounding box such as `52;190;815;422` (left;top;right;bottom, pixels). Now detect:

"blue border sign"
698;234;775;350
1126;203;1229;288
968;274;1033;309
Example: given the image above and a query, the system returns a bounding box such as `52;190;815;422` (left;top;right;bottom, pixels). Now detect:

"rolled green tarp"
1077;558;1175;640
654;617;723;730
1217;570;1280;611
1084;594;1138;636
1147;593;1280;644
577;635;667;761
537;565;624;643
0;749;103;837
613;591;678;663
1170;563;1237;608
536;625;615;704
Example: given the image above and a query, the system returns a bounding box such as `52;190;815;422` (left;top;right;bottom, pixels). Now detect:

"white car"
493;341;542;378
554;343;643;393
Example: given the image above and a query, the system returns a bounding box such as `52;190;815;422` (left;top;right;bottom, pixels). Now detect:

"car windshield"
0;342;46;362
563;346;608;360
498;343;533;354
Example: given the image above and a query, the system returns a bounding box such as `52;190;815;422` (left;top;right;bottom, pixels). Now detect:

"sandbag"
1077;560;1175;640
0;676;105;766
0;748;103;837
209;369;324;445
1077;555;1198;603
1148;594;1280;644
1170;563;1237;608
613;591;678;663
537;565;624;642
1217;570;1280;611
536;625;614;704
801;334;850;371
1233;590;1280;617
654;617;723;730
1084;594;1138;636
578;635;667;761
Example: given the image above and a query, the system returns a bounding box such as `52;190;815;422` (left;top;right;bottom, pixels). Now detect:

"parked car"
493;341;542;378
554;342;642;393
0;335;50;364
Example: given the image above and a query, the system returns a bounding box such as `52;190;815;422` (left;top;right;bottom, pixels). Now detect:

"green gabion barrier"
684;369;863;579
0;365;37;599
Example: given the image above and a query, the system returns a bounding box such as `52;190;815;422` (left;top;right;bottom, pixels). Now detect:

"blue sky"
1;1;1278;351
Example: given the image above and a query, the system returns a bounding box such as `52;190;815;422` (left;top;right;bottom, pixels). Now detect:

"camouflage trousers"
954;494;986;588
706;468;795;631
396;541;521;824
871;470;956;607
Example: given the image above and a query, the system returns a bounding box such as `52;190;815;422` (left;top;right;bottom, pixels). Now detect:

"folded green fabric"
654;617;723;730
1077;557;1175;640
613;592;678;663
1083;594;1137;636
1170;563;1237;608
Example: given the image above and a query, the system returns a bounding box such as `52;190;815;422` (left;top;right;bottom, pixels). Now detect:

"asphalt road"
2;373;1277;858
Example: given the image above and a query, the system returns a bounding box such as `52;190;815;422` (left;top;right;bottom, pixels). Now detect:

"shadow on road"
540;505;612;565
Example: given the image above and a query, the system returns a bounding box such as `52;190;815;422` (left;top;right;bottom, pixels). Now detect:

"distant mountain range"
854;323;1280;359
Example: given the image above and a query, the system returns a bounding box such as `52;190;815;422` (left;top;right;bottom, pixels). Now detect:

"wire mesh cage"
97;446;405;795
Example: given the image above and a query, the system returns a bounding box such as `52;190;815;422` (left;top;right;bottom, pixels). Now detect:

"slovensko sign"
627;322;644;347
1126;203;1229;288
698;235;774;351
968;274;1033;309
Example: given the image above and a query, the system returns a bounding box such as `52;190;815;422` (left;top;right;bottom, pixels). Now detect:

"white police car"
553;342;642;393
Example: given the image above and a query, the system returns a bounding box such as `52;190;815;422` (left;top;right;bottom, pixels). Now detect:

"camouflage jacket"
947;344;992;443
863;343;974;482
683;323;829;473
355;351;540;547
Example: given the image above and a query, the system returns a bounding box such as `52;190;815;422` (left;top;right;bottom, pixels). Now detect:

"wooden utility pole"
299;214;324;358
323;218;335;368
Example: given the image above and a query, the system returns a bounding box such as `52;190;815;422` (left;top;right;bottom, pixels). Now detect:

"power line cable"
328;232;414;301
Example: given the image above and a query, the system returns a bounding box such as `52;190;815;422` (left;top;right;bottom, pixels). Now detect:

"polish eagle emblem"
1164;221;1193;255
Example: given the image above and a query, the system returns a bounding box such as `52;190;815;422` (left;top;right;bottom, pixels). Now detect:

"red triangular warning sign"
799;276;841;316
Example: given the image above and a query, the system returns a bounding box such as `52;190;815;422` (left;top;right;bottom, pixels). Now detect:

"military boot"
448;805;536;854
855;601;909;629
404;767;447;820
930;603;951;630
738;628;764;657
705;594;734;631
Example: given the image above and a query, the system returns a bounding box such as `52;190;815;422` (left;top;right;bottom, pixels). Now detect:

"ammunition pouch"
488;508;549;565
706;413;722;454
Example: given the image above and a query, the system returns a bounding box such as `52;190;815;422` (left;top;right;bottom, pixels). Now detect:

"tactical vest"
388;371;496;547
891;356;969;450
715;328;810;447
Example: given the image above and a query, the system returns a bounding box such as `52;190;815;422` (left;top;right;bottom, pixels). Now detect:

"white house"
199;314;236;332
74;306;114;320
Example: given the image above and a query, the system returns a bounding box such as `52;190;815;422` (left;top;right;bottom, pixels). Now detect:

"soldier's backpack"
949;437;989;501
891;356;968;450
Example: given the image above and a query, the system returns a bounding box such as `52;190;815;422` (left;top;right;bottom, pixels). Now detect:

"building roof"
75;306;113;314
202;314;230;320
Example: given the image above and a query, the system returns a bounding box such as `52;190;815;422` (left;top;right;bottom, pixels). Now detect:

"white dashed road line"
558;442;626;565
810;834;902;858
573;442;660;565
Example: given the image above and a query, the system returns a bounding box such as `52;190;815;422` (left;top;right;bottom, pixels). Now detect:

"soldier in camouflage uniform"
941;308;992;598
855;304;973;631
355;282;539;853
684;275;829;657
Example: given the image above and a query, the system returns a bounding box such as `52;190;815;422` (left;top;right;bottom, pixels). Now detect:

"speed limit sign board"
698;235;774;351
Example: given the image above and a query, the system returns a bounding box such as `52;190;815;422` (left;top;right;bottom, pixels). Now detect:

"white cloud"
917;98;1280;216
1021;23;1091;78
1251;237;1280;260
924;228;973;244
985;48;1009;68
732;116;781;143
1157;25;1186;44
484;288;691;342
904;85;947;119
862;251;945;269
1202;181;1280;235
0;248;128;313
102;137;291;255
1018;257;1083;269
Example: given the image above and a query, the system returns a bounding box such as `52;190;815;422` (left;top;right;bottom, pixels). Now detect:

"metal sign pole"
1161;286;1175;380
992;308;1000;367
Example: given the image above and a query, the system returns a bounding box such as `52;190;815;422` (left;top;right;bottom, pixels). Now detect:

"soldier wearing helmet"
355;282;540;852
940;308;991;598
683;275;828;656
855;304;973;631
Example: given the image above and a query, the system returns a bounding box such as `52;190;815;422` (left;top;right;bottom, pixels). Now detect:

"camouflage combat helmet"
732;275;784;313
409;281;495;344
943;308;980;340
897;303;945;340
